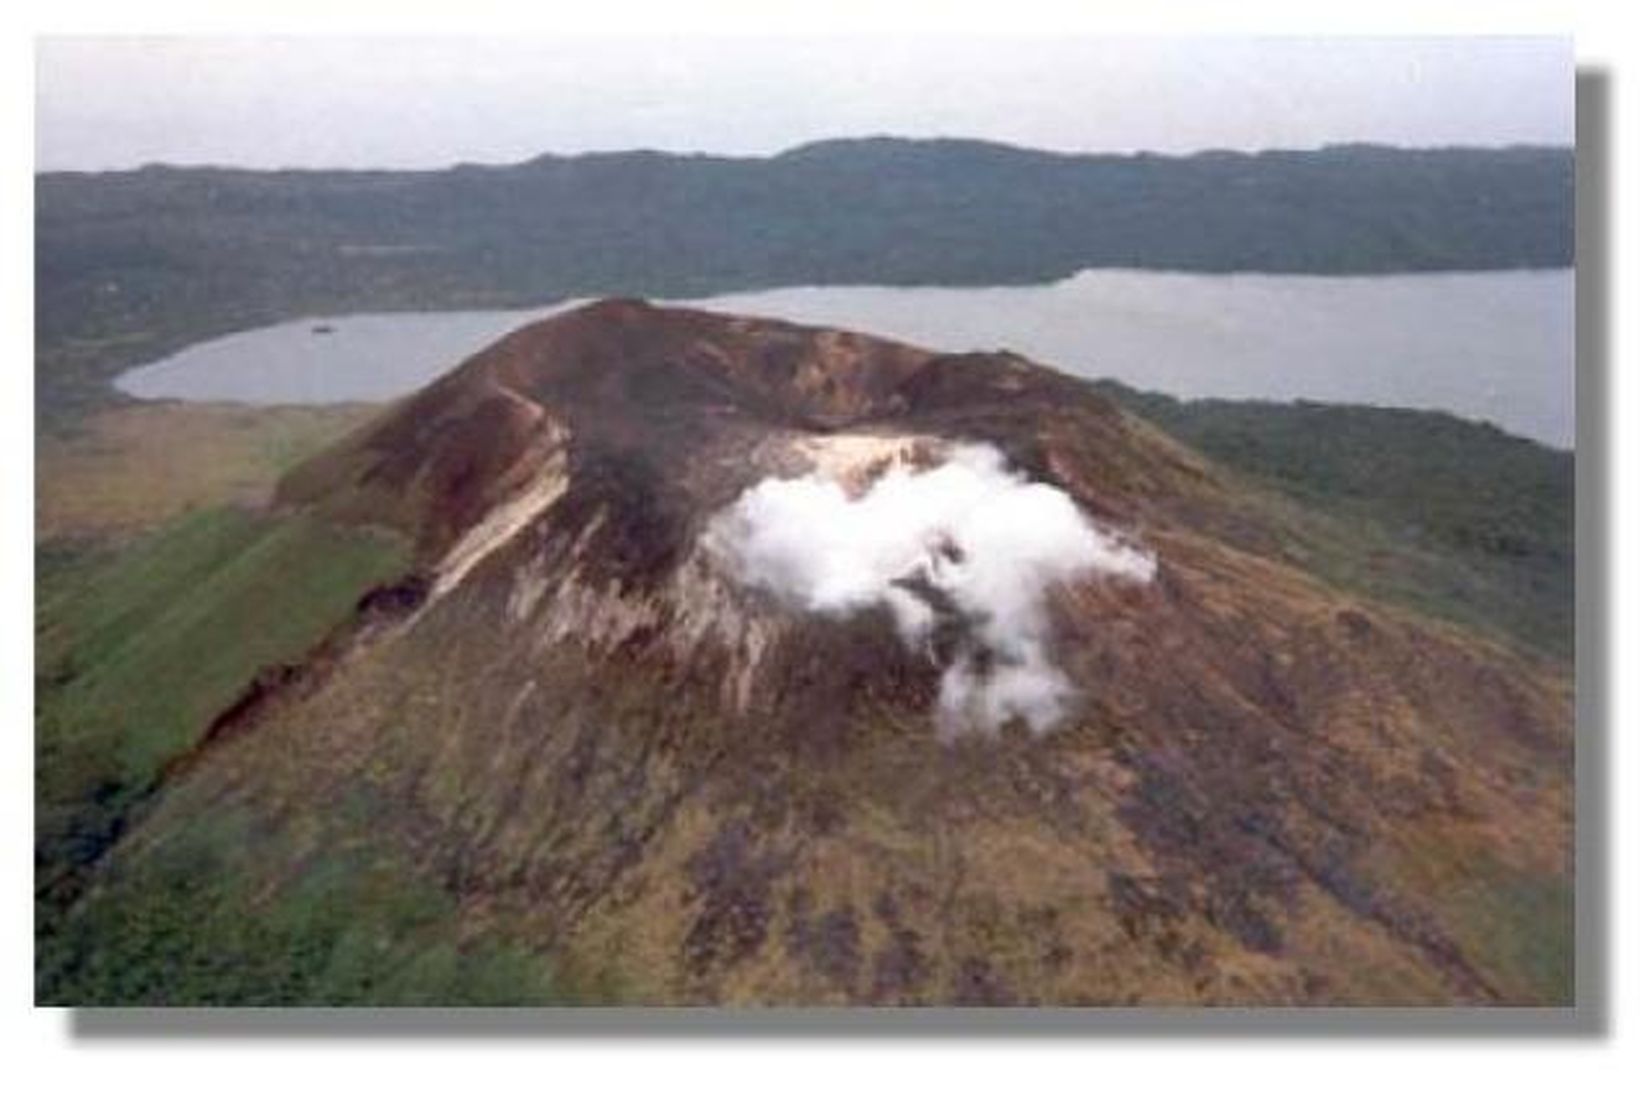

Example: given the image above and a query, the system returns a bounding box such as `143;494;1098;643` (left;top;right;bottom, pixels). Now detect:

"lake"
116;269;1574;448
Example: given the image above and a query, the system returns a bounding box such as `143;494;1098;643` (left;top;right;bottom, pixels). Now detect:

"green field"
33;502;589;1005
32;392;588;1004
36;401;381;542
38;797;571;1006
36;508;410;922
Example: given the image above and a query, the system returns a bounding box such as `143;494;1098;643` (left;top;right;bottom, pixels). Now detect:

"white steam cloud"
704;443;1156;736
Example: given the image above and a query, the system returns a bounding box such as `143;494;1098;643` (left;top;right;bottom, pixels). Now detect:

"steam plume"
704;443;1155;735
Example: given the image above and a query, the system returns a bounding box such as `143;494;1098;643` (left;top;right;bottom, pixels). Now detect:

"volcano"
72;300;1571;1005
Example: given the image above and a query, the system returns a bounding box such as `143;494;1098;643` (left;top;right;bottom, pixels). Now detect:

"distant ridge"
48;134;1574;175
37;136;1571;417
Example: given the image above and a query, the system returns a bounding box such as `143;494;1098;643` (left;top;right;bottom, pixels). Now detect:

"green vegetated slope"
32;394;573;1004
39;796;571;1005
35;140;1571;421
33;507;443;1001
36;505;579;1004
36;508;408;887
1098;383;1574;663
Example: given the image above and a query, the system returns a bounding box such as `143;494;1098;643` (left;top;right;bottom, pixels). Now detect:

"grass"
33;498;593;1006
33;400;581;1006
1376;828;1573;1005
35;398;403;934
1457;865;1574;1004
1099;383;1573;661
37;802;571;1005
35;507;411;918
36;401;382;542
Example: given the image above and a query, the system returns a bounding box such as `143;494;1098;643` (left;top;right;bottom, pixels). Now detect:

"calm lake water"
116;269;1574;448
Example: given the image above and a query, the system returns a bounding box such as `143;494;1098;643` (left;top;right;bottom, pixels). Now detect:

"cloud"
703;443;1155;735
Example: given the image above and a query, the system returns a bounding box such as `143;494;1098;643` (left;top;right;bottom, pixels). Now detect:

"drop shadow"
1569;61;1612;1038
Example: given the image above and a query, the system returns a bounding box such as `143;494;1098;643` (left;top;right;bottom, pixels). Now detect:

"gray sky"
35;35;1571;171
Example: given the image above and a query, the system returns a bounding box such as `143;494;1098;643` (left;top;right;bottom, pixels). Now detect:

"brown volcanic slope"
120;299;1571;1004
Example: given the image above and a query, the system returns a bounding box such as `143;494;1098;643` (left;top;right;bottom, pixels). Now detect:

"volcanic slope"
57;300;1572;1005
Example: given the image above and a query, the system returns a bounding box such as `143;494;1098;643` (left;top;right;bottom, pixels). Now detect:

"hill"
1093;384;1574;660
38;302;1572;1005
35;139;1572;420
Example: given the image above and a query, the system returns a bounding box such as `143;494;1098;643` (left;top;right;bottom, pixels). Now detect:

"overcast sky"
35;35;1571;171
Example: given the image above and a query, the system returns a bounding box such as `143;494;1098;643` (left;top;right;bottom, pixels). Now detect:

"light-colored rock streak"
793;433;933;493
431;451;570;601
